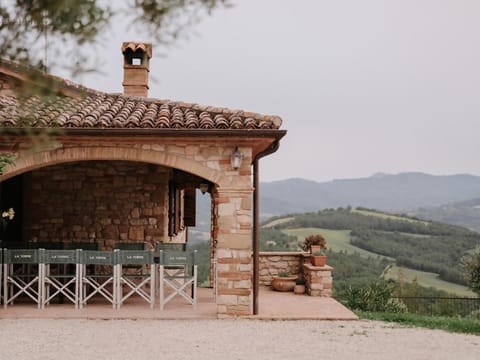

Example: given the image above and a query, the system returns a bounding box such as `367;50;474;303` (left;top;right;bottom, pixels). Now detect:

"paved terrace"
0;287;357;320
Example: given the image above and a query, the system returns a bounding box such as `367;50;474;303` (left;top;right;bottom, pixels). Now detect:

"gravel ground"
0;319;478;360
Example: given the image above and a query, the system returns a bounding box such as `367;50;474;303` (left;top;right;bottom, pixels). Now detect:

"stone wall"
259;252;308;286
23;161;170;249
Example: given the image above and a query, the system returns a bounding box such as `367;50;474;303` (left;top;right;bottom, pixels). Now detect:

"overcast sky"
60;0;480;183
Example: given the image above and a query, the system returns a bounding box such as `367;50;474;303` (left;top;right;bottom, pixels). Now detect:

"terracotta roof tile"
0;94;281;130
0;61;283;130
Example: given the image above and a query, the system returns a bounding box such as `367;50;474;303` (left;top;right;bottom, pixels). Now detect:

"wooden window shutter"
184;188;196;227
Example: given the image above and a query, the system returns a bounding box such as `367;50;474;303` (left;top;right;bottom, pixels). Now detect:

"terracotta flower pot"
311;255;327;267
271;276;297;292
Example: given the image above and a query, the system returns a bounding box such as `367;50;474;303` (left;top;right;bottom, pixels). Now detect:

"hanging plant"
1;208;15;230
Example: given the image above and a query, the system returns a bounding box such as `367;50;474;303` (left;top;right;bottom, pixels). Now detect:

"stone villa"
0;42;287;317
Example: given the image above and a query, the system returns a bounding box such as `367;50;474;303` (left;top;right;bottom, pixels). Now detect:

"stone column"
303;263;333;297
214;187;253;317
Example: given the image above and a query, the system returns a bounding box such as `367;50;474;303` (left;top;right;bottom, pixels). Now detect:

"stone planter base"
271;276;297;292
303;263;333;297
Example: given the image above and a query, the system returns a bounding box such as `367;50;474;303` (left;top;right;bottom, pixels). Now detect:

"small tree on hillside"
463;247;480;297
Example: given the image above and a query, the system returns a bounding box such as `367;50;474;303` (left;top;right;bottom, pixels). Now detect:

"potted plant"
301;234;326;254
311;249;327;267
271;271;297;292
293;278;306;295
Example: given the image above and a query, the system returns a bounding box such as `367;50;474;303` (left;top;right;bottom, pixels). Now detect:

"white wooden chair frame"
79;250;116;309
3;249;41;309
115;250;156;309
40;249;80;309
158;250;197;311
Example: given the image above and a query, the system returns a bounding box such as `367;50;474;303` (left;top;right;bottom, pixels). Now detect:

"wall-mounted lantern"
199;183;210;195
230;146;243;170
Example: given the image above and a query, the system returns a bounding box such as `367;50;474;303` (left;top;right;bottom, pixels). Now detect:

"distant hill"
413;198;480;232
260;173;480;216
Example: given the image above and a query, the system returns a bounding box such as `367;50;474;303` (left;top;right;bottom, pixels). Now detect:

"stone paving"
0;287;357;320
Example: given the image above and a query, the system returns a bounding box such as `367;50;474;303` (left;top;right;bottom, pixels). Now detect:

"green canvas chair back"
3;248;39;264
3;242;35;249
43;249;78;264
30;242;64;250
116;250;153;265
159;250;196;275
65;242;99;251
81;250;115;265
156;242;186;252
115;242;146;251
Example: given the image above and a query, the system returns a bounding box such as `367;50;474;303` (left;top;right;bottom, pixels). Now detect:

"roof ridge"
0;58;105;98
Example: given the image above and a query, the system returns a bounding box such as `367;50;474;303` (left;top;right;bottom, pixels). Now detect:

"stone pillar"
304;263;333;297
214;187;253;317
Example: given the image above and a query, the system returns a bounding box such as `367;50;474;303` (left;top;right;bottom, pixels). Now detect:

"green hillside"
282;227;392;260
261;207;480;296
384;265;475;297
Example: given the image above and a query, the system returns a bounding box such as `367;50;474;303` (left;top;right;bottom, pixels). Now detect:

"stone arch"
1;146;226;185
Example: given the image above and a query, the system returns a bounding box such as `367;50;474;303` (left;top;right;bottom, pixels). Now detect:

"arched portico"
1;145;226;185
1;141;257;316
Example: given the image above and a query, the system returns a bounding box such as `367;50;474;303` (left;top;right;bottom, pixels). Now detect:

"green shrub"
345;281;406;313
463;247;480;296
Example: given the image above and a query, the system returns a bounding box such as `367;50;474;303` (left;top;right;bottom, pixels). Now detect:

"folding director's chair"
3;248;42;308
115;249;155;309
158;249;197;310
79;250;116;309
41;249;81;309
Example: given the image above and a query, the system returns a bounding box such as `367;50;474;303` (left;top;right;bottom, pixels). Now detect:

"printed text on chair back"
81;250;115;265
160;250;196;267
43;250;78;264
117;250;153;265
4;249;39;264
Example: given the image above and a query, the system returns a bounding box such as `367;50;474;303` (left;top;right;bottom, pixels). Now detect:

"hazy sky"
58;0;480;183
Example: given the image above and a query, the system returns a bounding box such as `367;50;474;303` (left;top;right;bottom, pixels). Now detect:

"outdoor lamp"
199;183;210;195
230;146;243;170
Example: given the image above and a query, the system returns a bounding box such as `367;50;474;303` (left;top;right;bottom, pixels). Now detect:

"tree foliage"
259;227;298;251
345;280;407;313
463;247;480;296
0;0;231;73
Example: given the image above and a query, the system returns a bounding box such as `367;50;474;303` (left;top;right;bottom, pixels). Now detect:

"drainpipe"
253;140;281;315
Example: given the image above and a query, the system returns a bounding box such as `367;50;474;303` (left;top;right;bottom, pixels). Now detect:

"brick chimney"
121;42;152;97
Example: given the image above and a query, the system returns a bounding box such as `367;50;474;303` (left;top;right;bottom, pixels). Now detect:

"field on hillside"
280;224;475;296
352;208;429;224
282;227;392;260
384;265;475;297
262;207;480;296
262;217;295;228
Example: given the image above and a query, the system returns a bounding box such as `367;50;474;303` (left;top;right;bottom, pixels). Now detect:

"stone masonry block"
217;295;238;306
216;249;232;258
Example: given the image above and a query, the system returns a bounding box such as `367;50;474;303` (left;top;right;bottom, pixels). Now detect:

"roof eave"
1;127;285;139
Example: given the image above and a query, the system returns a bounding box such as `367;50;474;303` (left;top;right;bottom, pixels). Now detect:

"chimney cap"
121;42;152;58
